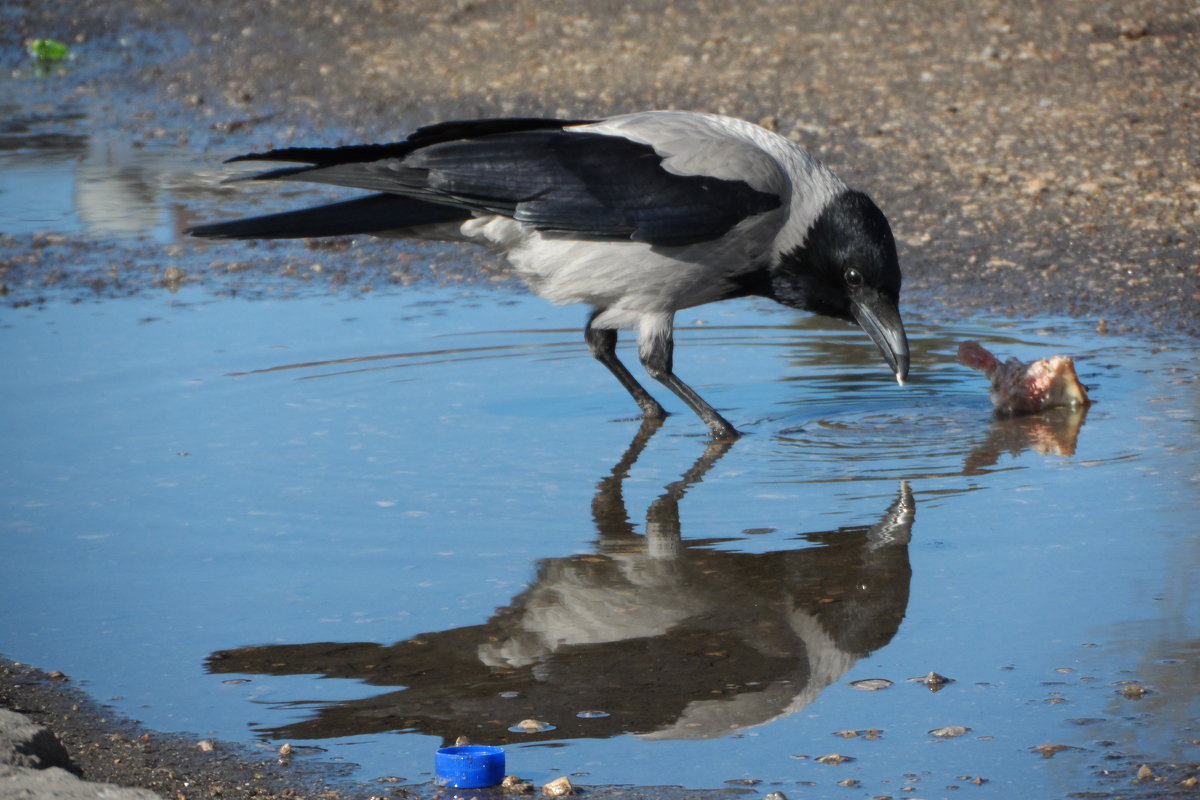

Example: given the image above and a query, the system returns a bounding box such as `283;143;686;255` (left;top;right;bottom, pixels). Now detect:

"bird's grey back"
575;111;845;255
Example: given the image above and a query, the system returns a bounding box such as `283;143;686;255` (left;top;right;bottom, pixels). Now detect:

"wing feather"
226;119;783;247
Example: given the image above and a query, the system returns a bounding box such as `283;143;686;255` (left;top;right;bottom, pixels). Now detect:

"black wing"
187;194;471;240
220;119;782;247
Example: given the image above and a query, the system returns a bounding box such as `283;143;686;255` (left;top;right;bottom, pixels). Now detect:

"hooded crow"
188;111;909;438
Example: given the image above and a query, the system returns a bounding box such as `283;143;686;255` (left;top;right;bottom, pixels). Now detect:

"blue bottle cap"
435;745;506;788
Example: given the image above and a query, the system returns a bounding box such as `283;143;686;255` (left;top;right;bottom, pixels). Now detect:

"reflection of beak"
852;291;910;385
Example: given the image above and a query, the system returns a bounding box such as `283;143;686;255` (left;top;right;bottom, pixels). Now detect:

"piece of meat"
957;341;1090;415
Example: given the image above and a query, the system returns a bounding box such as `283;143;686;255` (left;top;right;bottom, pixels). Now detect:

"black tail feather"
223;117;595;168
186;193;471;240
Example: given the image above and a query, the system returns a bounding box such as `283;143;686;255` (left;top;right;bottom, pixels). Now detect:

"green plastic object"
28;39;70;61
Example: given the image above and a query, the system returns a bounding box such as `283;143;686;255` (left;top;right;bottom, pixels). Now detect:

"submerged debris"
929;726;971;739
848;678;893;691
832;729;883;740
1033;744;1076;758
1119;683;1149;699
907;671;955;691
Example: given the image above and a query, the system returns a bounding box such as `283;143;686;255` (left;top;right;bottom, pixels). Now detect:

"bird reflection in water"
206;421;916;745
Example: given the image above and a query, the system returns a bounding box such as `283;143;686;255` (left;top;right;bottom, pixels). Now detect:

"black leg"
637;323;741;440
585;314;668;420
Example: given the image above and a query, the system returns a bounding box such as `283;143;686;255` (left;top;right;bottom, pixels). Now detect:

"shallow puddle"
1;281;1197;796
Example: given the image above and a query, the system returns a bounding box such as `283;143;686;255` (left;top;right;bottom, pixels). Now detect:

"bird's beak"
851;291;910;385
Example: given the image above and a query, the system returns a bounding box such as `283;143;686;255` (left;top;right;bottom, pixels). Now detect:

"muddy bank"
3;659;762;800
5;658;1198;800
2;0;1198;334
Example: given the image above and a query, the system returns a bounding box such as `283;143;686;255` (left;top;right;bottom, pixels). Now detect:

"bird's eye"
844;268;864;287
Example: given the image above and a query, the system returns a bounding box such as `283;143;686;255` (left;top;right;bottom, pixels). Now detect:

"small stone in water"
197;739;215;752
833;728;884;739
929;726;971;738
1034;744;1071;758
908;671;954;691
763;793;789;800
1120;683;1148;699
575;710;609;719
849;678;893;691
454;734;470;746
542;776;573;796
503;775;535;793
278;743;294;757
815;753;854;765
511;719;555;734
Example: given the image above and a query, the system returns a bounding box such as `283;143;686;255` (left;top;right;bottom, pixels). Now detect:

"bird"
187;110;909;439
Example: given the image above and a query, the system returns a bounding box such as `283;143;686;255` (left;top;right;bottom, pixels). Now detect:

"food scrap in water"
957;341;1090;415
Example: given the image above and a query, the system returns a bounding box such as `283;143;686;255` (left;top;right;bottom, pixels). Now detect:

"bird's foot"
706;420;742;440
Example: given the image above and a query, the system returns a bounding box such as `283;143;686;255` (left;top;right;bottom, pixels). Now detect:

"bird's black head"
769;189;909;382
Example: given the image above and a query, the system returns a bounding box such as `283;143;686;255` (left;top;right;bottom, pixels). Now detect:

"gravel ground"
3;0;1198;334
2;1;1198;798
1;659;760;800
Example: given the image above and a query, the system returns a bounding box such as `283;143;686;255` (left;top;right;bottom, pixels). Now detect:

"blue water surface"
2;284;1196;797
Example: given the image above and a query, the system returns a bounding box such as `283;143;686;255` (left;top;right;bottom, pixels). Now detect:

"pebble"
833;729;883;740
503;775;535;793
1033;744;1072;758
929;726;971;738
908;671;954;690
815;753;854;765
511;719;555;734
541;776;573;796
